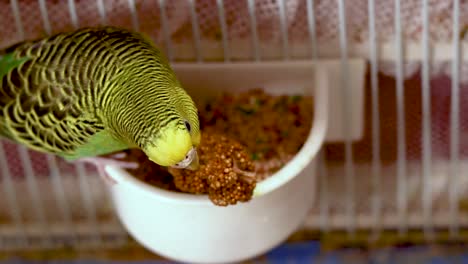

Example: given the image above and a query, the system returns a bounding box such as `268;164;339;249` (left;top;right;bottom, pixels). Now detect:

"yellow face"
143;119;201;170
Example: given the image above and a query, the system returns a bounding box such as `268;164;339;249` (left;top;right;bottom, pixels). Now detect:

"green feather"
0;53;30;80
0;53;30;140
60;130;130;161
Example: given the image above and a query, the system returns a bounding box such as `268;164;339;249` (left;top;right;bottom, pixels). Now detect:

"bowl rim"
105;61;329;205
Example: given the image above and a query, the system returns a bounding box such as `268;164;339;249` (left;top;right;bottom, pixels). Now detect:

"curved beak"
185;149;199;170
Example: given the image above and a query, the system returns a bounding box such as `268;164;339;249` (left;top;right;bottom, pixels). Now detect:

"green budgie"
0;26;201;183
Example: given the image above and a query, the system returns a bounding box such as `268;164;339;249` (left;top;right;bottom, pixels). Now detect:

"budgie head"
87;26;203;171
141;88;202;171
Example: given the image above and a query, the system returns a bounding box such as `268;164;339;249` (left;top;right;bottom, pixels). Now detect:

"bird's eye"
184;120;191;132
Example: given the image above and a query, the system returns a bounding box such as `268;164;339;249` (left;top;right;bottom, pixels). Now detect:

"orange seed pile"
168;130;256;206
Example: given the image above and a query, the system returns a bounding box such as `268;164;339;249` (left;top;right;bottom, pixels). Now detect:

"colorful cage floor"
2;236;468;264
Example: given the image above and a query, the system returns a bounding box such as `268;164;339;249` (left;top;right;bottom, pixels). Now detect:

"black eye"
184;120;191;132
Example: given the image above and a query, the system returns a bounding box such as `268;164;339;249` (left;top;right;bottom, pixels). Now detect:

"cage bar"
187;0;202;62
337;0;356;236
420;0;433;239
10;0;24;39
67;0;79;29
158;0;173;62
18;146;50;247
368;0;382;238
75;163;103;246
127;0;139;31
0;142;26;247
47;0;109;244
96;0;107;25
394;0;408;235
277;0;289;60
216;0;230;61
449;0;461;238
318;150;329;232
47;155;76;244
7;1;26;247
306;0;317;60
247;0;260;61
38;0;51;35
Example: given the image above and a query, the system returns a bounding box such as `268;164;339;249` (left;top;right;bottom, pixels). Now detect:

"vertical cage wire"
337;0;356;236
18;146;50;247
0;143;26;247
367;0;382;239
449;0;461;238
38;0;52;35
216;0;230;61
96;0;107;25
7;0;27;247
65;3;107;246
13;0;50;233
277;0;289;60
306;0;328;232
247;0;260;61
188;0;202;62
36;1;74;247
46;155;76;244
306;0;317;60
75;163;103;245
127;0;139;31
67;0;79;29
36;0;77;246
10;0;24;39
318;150;329;232
394;0;408;236
420;0;433;239
159;0;173;62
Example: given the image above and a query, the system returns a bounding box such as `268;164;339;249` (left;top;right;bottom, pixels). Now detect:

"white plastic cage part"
0;0;467;251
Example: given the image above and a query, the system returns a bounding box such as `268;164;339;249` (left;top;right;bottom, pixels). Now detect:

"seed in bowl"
169;131;257;206
114;88;313;206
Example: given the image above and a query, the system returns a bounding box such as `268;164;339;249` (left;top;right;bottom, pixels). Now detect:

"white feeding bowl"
104;60;364;263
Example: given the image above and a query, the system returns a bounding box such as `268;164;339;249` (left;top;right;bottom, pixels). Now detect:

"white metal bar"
318;150;329;232
127;0;140;31
61;2;114;246
10;0;24;39
394;0;408;235
277;0;289;60
337;0;355;236
247;0;260;61
17;146;50;247
38;0;51;35
75;163;102;245
449;0;461;238
158;0;173;62
187;0;202;62
0;142;26;247
68;0;80;29
368;0;382;238
96;0;107;25
46;155;76;243
304;210;468;230
421;0;433;239
6;1;26;248
67;0;79;29
66;0;119;246
306;0;317;59
216;0;230;61
0;223;124;237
